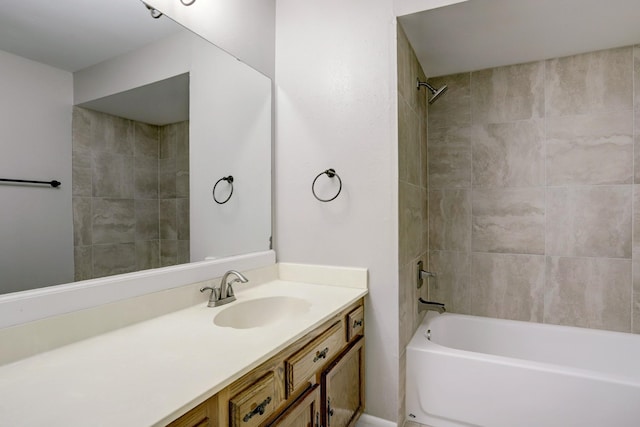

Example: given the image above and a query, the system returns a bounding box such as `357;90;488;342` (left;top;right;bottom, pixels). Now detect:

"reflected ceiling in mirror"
0;0;272;294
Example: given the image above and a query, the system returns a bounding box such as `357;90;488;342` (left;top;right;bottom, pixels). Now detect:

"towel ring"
312;169;342;202
213;176;234;204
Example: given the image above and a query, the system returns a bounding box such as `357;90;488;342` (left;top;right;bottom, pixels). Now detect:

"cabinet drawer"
286;321;344;396
229;372;277;427
346;306;364;342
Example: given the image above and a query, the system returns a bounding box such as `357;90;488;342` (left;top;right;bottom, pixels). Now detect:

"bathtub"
406;312;640;427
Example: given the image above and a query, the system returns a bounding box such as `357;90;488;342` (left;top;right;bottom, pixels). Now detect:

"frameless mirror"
0;0;271;294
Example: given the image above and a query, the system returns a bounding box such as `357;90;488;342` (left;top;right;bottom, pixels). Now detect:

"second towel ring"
312;169;342;202
213;176;234;204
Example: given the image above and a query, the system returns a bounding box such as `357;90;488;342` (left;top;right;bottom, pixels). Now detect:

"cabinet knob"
353;319;363;328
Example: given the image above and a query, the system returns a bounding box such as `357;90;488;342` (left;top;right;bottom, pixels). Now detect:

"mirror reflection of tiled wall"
72;107;189;280
426;45;639;334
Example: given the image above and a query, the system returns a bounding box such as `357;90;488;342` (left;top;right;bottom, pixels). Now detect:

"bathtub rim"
407;312;640;388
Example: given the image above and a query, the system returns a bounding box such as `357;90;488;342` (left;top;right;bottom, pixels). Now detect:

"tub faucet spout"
418;298;446;314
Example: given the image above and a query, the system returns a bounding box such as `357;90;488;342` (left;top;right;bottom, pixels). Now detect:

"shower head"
416;79;448;104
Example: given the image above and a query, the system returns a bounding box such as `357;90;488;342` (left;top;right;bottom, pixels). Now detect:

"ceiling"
78;73;189;126
0;0;180;72
0;0;189;124
399;0;640;77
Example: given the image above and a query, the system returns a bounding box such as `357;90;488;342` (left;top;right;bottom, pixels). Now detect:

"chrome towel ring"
213;176;234;204
312;169;342;202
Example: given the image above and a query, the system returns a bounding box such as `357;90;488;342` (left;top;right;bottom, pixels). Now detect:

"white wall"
189;36;272;260
0;50;73;293
144;0;276;79
274;0;399;422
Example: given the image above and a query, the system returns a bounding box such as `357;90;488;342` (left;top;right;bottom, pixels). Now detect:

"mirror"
0;0;271;294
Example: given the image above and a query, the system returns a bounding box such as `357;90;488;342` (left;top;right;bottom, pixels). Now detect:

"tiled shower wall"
72;107;189;280
427;45;640;334
397;25;429;425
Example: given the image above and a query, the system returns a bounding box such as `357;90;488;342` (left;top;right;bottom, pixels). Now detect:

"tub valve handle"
417;261;435;289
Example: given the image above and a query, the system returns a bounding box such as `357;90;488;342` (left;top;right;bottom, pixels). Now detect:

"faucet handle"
200;286;220;302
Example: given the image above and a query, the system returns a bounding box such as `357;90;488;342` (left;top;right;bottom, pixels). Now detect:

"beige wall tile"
399;350;407;425
472;188;545;254
421;113;428;189
633;185;640;254
399;261;413;351
471;61;544;124
427;73;471;130
92;243;137;277
72;197;92;246
633;259;640;333
397;25;427;117
73;246;92;281
428;189;470;252
546;47;633;117
547;111;633;185
399;98;422;186
398;98;410;184
471;253;544;321
545;256;632;332
428;250;471;314
634;290;640;334
400;182;427;265
472;119;545;188
422;44;639;334
546;186;631;258
92;199;135;245
427;125;472;189
635;109;640;184
634;45;640;112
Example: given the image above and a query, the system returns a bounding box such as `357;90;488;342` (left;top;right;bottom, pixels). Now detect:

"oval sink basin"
213;296;312;329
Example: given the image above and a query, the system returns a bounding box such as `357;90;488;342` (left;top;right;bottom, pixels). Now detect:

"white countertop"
0;279;367;426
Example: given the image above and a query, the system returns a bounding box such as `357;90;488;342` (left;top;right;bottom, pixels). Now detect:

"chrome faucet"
417;298;446;314
200;270;249;307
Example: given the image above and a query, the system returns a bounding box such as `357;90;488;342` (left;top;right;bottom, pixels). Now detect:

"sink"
213;296;312;329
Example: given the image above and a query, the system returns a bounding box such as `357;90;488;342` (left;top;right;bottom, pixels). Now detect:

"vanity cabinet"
167;395;218;427
167;299;364;427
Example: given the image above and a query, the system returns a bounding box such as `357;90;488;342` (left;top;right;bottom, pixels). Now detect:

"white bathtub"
406;312;640;427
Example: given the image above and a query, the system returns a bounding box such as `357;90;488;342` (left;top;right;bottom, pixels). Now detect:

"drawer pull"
353;319;363;328
313;347;329;362
242;396;271;423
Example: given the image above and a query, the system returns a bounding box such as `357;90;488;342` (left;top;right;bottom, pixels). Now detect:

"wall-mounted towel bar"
0;178;61;188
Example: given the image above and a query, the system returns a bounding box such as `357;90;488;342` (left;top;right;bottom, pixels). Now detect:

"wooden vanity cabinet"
166;299;364;427
167;394;218;427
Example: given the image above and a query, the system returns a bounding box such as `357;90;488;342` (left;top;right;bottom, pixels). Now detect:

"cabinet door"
321;338;364;427
267;385;320;427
